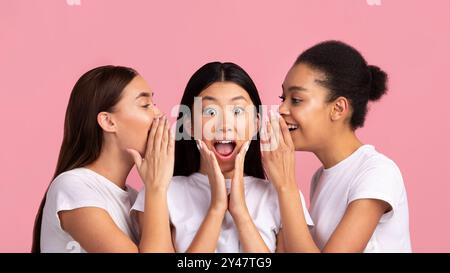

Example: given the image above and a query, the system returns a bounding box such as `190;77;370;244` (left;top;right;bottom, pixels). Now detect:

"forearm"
233;211;271;253
186;207;225;253
277;185;319;253
139;188;174;252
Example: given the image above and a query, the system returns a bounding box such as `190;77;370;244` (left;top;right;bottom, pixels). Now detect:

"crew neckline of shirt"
78;167;132;197
190;172;253;188
322;144;374;175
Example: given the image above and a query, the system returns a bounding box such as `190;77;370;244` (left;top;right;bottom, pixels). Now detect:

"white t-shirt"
309;145;411;252
40;168;139;253
131;172;313;253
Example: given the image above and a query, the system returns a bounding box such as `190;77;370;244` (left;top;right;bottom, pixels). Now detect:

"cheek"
117;112;152;150
200;116;216;140
238;115;257;140
290;107;320;141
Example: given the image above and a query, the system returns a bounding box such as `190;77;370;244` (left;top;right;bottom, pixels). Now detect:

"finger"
237;141;250;166
269;110;284;148
162;117;169;152
232;152;246;194
146;116;160;157
231;153;241;185
197;139;206;159
260;114;270;141
126;148;143;169
153;115;166;152
260;118;270;152
279;115;294;148
233;153;243;181
234;141;249;180
167;127;175;155
198;140;214;166
267;118;278;152
202;141;221;173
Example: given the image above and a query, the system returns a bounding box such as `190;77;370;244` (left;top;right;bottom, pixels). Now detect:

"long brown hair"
31;65;138;252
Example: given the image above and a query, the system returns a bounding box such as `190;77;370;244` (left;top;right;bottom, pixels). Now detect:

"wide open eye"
233;107;245;116
203;107;218;117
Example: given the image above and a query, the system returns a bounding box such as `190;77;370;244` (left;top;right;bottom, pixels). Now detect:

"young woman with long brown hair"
31;65;174;253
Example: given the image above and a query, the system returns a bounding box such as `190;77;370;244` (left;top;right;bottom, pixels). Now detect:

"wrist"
145;184;169;194
230;207;252;224
208;205;227;217
275;179;298;193
209;197;227;212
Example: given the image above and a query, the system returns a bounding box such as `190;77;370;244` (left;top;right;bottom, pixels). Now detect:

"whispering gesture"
261;111;298;191
127;116;175;191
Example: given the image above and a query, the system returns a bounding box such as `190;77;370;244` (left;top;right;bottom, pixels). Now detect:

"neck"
314;129;363;170
85;143;133;190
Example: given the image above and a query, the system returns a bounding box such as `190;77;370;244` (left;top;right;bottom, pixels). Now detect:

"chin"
293;142;313;152
218;163;235;174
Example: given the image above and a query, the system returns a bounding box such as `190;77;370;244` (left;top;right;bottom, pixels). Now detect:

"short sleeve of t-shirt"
46;173;108;228
347;162;402;223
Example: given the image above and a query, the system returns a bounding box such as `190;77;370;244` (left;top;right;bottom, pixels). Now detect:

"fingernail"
196;139;202;149
195;140;200;151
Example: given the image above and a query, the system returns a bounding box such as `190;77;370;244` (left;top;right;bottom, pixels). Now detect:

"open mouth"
286;123;299;131
212;140;237;158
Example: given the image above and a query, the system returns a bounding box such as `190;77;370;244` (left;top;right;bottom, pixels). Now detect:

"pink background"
1;0;449;252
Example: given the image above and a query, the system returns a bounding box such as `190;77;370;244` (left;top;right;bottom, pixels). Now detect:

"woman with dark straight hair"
262;40;411;252
131;62;313;252
32;65;174;252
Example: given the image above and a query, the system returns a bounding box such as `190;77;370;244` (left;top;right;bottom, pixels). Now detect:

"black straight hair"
295;40;388;130
174;62;265;179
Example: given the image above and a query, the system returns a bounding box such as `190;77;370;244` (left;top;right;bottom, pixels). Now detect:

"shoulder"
348;146;406;208
46;168;107;207
48;168;97;195
44;169;108;218
356;146;403;182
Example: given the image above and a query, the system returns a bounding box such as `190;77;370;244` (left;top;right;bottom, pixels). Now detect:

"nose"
278;100;290;117
216;110;233;134
153;105;162;117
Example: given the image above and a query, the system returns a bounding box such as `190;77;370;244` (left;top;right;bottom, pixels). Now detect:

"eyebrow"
202;95;249;102
282;85;308;92
135;91;153;99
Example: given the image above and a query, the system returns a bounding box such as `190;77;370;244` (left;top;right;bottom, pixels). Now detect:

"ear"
330;97;350;122
97;112;117;133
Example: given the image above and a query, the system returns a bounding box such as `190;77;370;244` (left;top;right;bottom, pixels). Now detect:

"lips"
213;140;236;156
286;123;299;131
211;140;237;161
